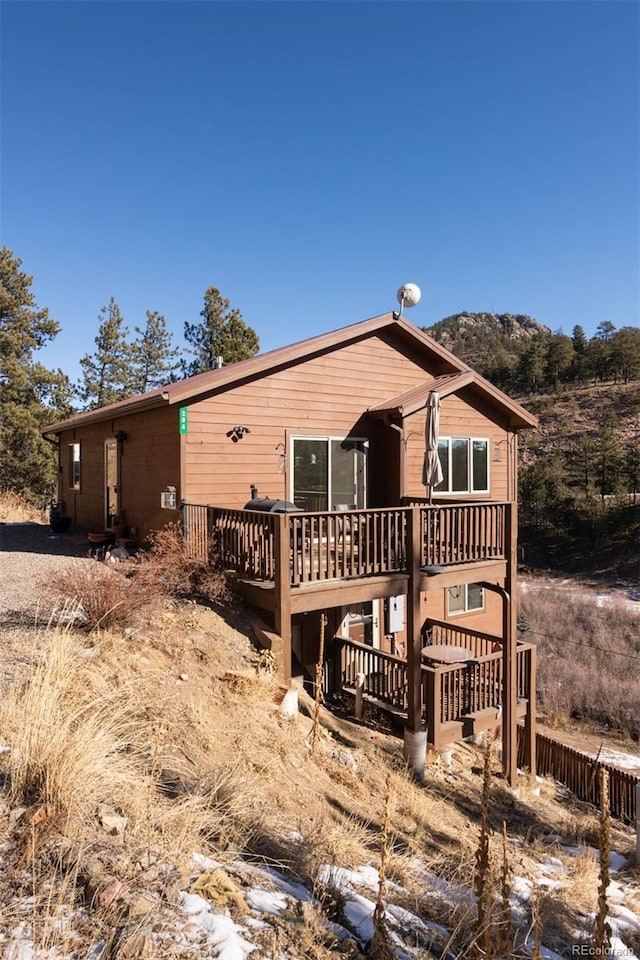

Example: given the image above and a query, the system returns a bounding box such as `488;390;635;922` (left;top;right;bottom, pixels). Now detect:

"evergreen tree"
0;247;74;498
610;327;640;384
182;286;259;378
78;297;134;408
131;310;180;393
516;335;547;394
544;334;574;390
588;322;617;383
596;411;623;500
570;325;592;382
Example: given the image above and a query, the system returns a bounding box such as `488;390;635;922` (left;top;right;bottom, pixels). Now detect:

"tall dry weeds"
370;773;394;960
311;613;327;754
474;733;495;959
593;767;612;952
496;821;512;956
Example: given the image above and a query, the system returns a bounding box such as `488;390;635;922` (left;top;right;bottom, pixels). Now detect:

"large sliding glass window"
292;437;367;511
435;438;489;495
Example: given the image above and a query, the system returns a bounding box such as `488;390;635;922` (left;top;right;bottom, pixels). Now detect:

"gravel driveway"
0;522;91;615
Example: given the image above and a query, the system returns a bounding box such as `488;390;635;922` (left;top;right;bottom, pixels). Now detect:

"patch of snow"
245;886;289;916
178;892;256;959
189;851;221;872
342;892;375;940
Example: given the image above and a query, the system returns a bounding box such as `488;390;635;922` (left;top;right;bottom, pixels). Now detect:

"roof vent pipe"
213;356;224;369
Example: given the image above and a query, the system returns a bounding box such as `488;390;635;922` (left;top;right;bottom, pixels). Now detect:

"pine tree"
131;310;180;393
610;327;640;384
544;334;574;390
78;297;134;408
182;286;259;378
570;325;591;382
0;248;74;499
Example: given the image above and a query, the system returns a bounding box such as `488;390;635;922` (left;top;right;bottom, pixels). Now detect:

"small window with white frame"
69;442;81;490
435;437;489;494
448;583;484;616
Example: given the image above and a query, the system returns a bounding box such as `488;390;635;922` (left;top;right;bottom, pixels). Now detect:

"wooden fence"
517;730;638;824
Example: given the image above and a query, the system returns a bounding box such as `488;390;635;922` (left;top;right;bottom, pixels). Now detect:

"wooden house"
44;312;538;782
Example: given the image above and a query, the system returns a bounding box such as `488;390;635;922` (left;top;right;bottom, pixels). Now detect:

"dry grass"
520;585;640;739
0;568;638;957
0;489;47;523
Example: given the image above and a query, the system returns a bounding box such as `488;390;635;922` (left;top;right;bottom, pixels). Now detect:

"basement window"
448;583;484;616
69;443;81;490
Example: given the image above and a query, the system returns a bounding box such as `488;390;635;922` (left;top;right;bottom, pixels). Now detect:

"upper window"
448;583;484;616
436;438;489;494
69;442;81;490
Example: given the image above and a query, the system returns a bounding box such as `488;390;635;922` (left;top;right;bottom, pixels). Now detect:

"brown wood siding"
422;587;503;636
56;406;180;540
182;335;499;507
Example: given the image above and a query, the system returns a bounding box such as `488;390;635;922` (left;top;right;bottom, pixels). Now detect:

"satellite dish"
396;283;422;312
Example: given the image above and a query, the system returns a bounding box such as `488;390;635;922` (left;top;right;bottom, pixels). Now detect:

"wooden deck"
183;501;510;588
334;620;536;752
182;500;534;775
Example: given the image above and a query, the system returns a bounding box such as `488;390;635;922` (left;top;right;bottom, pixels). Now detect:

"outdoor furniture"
422;644;473;664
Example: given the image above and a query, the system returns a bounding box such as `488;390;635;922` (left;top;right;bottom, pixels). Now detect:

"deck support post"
404;506;426;778
274;514;292;685
479;578;517;787
522;643;537;778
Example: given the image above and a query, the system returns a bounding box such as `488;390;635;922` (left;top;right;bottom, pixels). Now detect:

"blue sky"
2;0;638;384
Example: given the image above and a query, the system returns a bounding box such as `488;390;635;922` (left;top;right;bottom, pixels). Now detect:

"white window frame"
447;583;485;617
435;437;490;495
69;442;81;490
289;435;368;510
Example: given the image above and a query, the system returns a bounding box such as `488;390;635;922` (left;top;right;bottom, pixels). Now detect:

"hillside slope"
0;525;639;958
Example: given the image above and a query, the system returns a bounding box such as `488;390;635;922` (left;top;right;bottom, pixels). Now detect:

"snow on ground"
2;822;640;958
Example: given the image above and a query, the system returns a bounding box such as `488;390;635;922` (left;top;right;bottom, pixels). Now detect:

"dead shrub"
0;489;47;523
128;522;228;604
47;562;157;631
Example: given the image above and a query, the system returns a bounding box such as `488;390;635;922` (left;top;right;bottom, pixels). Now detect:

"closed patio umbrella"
422;390;443;502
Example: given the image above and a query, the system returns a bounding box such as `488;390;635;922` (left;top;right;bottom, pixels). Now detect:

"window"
436;438;489;494
69;443;81;490
448;583;484;616
291;436;367;511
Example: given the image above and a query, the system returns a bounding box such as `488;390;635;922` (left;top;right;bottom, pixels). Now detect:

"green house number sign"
179;407;188;435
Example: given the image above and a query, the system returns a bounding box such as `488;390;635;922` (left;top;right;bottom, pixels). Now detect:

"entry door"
105;439;119;526
344;602;380;648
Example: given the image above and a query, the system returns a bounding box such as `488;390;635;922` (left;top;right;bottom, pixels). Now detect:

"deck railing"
421;502;506;566
339;637;408;712
425;618;503;658
290;508;407;584
210;507;278;580
424;643;534;728
182;501;510;584
335;636;534;741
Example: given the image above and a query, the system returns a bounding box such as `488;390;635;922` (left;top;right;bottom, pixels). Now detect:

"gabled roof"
368;369;537;429
43;311;536;433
